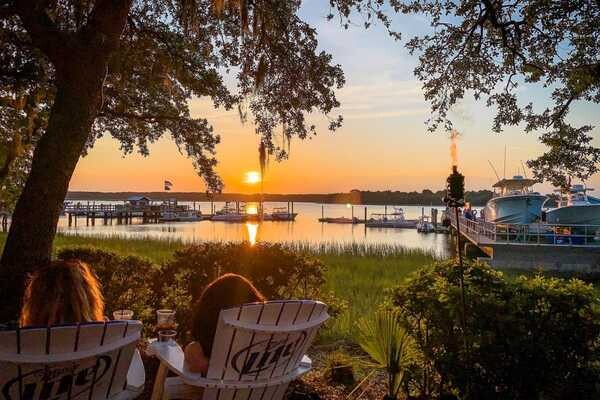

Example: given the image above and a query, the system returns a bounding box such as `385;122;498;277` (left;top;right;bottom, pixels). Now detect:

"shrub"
58;242;329;343
393;260;600;399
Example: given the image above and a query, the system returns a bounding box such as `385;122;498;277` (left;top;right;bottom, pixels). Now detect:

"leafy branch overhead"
391;0;600;187
1;0;598;195
0;0;354;192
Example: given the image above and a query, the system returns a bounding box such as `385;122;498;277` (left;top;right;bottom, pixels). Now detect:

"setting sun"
244;171;262;184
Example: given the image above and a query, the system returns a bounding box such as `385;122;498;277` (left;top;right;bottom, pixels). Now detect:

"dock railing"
450;208;600;247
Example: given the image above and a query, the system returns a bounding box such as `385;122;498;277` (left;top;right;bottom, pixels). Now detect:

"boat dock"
449;210;600;271
64;203;165;225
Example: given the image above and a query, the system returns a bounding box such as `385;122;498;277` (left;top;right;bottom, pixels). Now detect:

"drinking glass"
113;309;134;320
156;309;176;331
158;330;177;343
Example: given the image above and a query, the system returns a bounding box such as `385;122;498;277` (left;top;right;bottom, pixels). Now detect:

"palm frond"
358;309;417;398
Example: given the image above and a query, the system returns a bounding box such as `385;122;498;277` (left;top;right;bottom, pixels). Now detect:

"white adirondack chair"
0;320;145;400
150;300;329;400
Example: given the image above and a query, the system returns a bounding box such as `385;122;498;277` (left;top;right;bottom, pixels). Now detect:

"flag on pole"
164;180;173;191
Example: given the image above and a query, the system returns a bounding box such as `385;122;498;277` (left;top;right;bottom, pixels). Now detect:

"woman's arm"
184;341;210;375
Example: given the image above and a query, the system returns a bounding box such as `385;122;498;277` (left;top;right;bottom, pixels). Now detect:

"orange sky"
70;95;574;194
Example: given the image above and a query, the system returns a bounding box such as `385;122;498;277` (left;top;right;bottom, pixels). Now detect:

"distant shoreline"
66;190;495;206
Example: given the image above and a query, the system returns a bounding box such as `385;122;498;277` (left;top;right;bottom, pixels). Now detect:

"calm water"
57;202;453;257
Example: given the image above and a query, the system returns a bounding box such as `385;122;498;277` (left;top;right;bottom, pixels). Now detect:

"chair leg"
151;363;169;400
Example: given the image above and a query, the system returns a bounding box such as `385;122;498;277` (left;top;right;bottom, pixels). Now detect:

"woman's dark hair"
192;273;266;355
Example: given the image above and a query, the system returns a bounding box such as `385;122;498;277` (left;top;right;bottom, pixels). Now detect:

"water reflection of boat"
365;208;417;228
483;176;547;224
545;184;600;225
263;207;297;221
416;215;435;233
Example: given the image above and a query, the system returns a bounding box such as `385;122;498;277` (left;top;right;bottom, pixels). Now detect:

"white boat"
212;202;246;222
416;215;435;233
160;210;201;222
545;184;600;226
263;207;297;221
483;176;547;224
365;208;417;228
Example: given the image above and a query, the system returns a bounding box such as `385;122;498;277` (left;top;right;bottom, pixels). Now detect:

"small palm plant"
357;309;416;400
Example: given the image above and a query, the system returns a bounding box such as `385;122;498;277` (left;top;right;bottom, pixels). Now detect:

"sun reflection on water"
245;222;259;245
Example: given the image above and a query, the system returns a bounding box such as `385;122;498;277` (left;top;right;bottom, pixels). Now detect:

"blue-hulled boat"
483;176;547;224
545;184;600;225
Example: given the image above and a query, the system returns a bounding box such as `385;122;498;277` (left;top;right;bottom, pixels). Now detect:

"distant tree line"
66;189;495;206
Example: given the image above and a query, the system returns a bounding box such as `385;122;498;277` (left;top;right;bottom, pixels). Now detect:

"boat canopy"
492;176;538;190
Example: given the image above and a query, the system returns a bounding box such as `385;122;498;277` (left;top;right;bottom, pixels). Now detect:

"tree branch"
99;109;186;122
13;0;75;65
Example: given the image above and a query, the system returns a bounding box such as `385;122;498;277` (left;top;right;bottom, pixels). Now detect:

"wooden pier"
450;209;600;271
64;203;163;226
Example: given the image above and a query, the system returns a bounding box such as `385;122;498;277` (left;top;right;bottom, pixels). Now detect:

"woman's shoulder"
185;341;203;354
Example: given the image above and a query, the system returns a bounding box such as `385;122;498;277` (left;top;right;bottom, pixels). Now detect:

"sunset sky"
69;3;600;194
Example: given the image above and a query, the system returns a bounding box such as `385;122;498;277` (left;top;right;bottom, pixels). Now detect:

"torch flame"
450;129;460;167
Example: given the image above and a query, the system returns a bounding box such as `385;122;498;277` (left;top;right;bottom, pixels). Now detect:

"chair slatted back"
203;300;328;400
0;321;142;400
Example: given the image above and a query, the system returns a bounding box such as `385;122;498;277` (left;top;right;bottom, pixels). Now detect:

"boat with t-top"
545;184;600;226
211;202;245;222
263;207;297;221
365;207;417;228
483;176;547;224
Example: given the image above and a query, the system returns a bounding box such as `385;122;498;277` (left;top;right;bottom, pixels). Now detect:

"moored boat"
365;208;417;228
263;207;298;221
159;210;201;222
212;203;246;222
483;176;547;224
545;184;600;225
416;215;435;233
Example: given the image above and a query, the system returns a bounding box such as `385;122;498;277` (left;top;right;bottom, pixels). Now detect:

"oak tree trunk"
0;61;106;322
